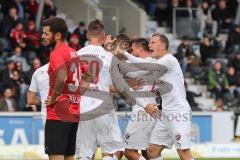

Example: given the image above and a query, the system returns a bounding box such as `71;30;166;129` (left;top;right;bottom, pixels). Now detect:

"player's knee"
148;144;165;158
113;151;123;160
123;149;132;157
148;147;160;159
177;149;192;160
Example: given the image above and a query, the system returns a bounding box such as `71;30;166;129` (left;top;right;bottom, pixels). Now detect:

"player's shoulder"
76;45;95;55
162;54;178;63
33;63;49;77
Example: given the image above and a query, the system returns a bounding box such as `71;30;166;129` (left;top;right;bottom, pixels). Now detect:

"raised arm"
122;51;168;76
110;57;136;106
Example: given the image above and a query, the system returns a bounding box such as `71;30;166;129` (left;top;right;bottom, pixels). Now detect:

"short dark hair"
114;33;132;52
79;21;85;26
87;19;105;37
42;17;68;40
133;38;150;52
152;33;169;50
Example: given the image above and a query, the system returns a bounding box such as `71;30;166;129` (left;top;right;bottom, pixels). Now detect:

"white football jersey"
156;54;190;111
29;63;49;119
125;59;156;112
76;45;113;113
124;52;191;112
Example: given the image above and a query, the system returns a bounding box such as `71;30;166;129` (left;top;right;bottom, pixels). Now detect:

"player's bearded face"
42;26;56;47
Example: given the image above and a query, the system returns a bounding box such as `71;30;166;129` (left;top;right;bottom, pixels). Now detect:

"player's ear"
55;32;62;40
86;32;91;40
160;43;166;50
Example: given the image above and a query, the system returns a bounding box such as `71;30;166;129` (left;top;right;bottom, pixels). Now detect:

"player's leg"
64;156;75;160
148;117;173;159
45;120;69;160
102;153;113;160
49;155;64;160
97;110;124;160
64;122;79;160
124;111;154;160
113;151;123;160
75;120;97;160
172;111;193;160
124;149;142;160
177;149;193;160
148;144;164;160
141;150;149;160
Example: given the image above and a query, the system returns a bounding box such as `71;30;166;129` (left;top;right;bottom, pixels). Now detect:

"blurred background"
0;0;240;159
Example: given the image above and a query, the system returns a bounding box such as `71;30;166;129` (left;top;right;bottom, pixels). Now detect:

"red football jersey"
47;43;84;122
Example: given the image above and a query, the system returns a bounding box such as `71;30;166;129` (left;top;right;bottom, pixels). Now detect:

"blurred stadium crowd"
0;0;240;113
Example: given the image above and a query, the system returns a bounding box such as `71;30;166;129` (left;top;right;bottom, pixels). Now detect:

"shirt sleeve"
123;51;168;76
29;71;38;92
110;56;136;106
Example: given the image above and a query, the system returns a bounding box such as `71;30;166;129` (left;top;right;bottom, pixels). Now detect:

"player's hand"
104;35;117;52
144;104;161;118
126;78;144;90
44;96;57;107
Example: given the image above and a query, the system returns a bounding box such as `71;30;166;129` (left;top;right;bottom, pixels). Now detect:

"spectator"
69;34;82;51
10;21;26;48
1;69;23;110
0;59;15;83
14;61;28;83
226;66;239;98
154;0;168;25
212;0;234;33
229;52;240;75
197;0;217;37
14;0;24;20
0;88;17;111
178;0;197;19
200;35;217;65
73;21;87;46
43;0;56;19
175;36;194;73
208;61;229;99
185;81;202;111
226;25;240;54
25;0;39;20
10;46;30;72
226;0;238;19
26;58;41;84
25;20;40;50
1;7;19;38
166;0;180;27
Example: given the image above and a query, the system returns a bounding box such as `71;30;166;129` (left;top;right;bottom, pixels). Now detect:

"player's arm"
51;68;67;104
123;51;168;76
27;91;41;105
79;69;93;95
28;71;41;105
110;57;136;106
110;78;144;93
45;53;67;106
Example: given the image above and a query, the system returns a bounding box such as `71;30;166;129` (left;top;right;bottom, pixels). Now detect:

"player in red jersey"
42;17;92;160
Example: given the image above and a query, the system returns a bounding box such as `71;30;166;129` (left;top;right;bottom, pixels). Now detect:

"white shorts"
150;110;192;150
124;110;156;150
75;110;124;158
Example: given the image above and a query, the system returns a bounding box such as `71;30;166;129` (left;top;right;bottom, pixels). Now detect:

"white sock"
78;158;91;160
102;156;113;160
150;156;163;160
112;155;118;160
139;156;146;160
